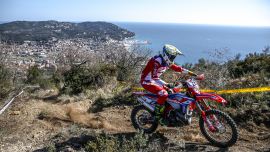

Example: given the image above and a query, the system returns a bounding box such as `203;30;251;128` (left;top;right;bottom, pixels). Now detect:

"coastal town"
2;39;79;73
0;37;150;78
0;21;138;76
1;38;111;73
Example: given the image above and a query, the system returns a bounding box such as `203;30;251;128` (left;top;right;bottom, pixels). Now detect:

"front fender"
196;93;227;105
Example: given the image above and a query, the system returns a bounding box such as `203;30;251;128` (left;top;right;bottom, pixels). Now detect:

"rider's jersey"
140;55;189;86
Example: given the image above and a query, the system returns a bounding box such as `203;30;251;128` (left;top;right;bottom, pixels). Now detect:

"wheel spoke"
136;108;154;129
131;105;159;134
199;109;238;147
204;113;233;143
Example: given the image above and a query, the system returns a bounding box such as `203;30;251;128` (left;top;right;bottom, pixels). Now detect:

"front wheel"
131;105;158;133
199;109;238;147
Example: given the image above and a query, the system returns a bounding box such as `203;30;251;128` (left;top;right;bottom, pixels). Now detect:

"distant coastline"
0;21;134;44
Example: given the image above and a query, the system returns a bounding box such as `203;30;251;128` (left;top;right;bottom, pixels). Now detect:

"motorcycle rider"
140;44;204;125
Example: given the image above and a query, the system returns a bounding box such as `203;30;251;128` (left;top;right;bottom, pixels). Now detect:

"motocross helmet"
162;44;183;65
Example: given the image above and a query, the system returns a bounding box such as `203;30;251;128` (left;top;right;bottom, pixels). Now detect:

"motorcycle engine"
167;106;192;126
167;109;178;124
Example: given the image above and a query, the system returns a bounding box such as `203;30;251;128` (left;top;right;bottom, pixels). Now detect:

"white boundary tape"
0;86;39;115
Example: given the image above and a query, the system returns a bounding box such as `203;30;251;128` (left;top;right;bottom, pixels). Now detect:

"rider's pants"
141;81;168;105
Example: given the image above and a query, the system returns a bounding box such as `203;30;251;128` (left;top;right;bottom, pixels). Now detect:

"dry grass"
1;85;270;152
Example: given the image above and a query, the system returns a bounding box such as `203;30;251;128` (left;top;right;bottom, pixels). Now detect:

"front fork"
196;100;222;132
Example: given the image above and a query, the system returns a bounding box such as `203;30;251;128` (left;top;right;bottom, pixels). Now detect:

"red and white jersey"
140;55;189;86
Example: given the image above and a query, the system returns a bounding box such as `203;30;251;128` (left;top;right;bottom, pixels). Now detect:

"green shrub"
0;65;12;99
26;65;54;89
45;143;56;152
26;65;42;84
228;48;270;78
51;72;64;90
62;64;116;94
85;131;148;152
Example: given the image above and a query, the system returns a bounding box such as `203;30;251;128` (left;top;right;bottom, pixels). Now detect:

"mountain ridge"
0;20;135;43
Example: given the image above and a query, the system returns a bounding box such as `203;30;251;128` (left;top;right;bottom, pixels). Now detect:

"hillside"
0;81;269;152
0;47;269;151
0;21;135;43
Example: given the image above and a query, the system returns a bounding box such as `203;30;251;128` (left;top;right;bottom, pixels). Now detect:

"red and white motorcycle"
131;76;238;147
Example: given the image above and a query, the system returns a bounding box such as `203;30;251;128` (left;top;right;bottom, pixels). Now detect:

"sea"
115;22;270;64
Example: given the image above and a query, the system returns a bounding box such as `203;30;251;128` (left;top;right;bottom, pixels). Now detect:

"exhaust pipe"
137;97;155;112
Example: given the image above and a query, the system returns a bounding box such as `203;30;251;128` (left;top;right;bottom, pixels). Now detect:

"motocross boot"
154;104;168;126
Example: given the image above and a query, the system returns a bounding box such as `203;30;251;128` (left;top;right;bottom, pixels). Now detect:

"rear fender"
196;93;227;105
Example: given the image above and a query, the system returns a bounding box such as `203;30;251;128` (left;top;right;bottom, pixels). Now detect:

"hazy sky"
1;0;270;26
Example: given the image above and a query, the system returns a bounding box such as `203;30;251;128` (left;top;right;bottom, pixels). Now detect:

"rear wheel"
131;105;158;133
199;109;238;147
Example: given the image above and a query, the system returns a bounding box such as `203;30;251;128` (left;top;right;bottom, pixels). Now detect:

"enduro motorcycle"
131;76;238;147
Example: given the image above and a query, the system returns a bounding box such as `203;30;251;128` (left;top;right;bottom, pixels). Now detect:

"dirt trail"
0;92;269;152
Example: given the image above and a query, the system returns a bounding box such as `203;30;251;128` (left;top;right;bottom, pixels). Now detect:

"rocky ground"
0;89;269;152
